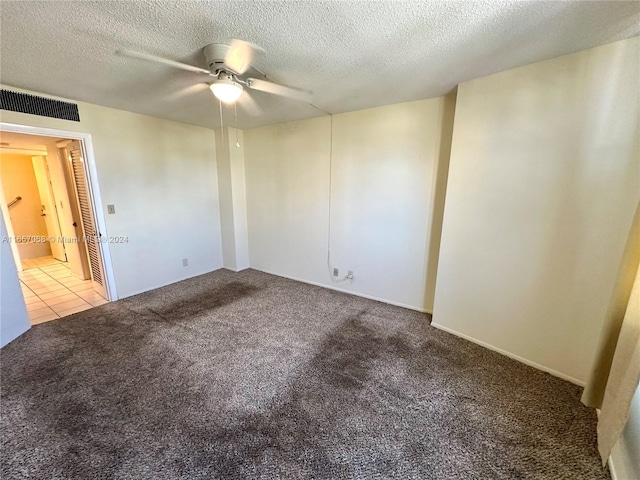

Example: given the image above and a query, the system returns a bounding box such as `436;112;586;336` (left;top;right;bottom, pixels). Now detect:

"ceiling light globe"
210;80;243;103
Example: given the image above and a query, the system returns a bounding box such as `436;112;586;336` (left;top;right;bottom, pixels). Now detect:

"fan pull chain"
218;99;224;144
234;103;240;148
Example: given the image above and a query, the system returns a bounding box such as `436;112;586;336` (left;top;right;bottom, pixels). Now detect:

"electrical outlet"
347;270;354;279
182;258;189;267
333;268;339;276
107;204;116;214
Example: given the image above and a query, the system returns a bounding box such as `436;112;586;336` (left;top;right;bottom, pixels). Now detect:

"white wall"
245;116;331;284
611;384;640;480
229;129;250;270
0;86;224;299
432;37;640;384
0;208;30;347
244;97;455;311
216;127;249;271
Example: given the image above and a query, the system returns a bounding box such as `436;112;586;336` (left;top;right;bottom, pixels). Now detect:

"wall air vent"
0;89;80;122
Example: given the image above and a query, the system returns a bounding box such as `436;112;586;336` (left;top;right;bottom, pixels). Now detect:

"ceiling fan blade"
166;82;210;102
224;39;264;75
246;78;312;103
238;91;263;117
117;49;212;75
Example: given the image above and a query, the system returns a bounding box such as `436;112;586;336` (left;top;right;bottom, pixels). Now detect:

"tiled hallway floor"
19;257;108;325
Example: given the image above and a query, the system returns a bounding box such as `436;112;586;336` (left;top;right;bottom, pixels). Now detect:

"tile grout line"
20;257;107;324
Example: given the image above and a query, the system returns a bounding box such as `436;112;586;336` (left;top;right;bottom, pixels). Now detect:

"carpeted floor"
1;269;609;479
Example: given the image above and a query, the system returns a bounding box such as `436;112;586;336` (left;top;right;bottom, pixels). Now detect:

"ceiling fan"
117;39;313;114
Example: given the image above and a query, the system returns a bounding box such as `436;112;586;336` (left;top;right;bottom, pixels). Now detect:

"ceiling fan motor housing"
203;43;231;73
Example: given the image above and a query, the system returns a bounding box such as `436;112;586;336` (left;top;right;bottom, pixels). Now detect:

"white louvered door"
68;141;108;299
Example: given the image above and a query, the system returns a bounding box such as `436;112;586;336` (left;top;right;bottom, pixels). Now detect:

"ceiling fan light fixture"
210;79;243;103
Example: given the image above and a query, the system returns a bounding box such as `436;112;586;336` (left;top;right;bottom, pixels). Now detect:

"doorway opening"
0;128;115;324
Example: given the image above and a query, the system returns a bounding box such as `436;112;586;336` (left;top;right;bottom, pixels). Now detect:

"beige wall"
432;37;640;384
0;86;224;298
244;96;455;311
0;153;51;259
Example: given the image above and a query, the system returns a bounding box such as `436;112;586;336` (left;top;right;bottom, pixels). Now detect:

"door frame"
31;155;67;262
0;122;118;301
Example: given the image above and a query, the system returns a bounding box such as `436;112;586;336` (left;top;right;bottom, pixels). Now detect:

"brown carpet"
1;269;609;479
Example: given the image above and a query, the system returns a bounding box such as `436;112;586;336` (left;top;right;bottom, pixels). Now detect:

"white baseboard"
249;267;432;315
430;321;584;386
223;266;249;273
120;266;224;299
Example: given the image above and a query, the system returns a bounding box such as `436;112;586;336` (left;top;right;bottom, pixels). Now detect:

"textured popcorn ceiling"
0;1;638;129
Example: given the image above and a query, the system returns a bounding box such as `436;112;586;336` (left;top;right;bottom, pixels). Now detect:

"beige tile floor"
19;256;108;325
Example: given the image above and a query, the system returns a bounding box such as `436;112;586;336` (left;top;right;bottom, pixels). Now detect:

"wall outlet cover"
333;268;339;276
107;204;116;214
182;258;189;267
